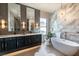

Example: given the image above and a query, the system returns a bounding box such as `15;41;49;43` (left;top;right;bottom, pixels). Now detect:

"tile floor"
35;43;79;56
35;43;65;56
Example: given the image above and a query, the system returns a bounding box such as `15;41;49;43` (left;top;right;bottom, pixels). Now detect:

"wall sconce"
0;19;7;29
36;23;39;29
21;21;26;29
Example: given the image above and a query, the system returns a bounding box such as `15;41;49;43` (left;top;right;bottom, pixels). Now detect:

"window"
40;18;46;35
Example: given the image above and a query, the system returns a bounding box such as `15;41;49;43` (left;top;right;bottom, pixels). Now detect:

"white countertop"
0;33;42;38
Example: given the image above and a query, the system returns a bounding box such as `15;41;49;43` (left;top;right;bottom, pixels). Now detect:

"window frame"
40;18;47;35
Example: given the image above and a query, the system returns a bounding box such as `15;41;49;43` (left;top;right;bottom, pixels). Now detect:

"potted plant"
45;32;56;45
47;32;53;39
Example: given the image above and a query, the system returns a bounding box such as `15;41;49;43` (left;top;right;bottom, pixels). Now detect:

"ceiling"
21;3;62;13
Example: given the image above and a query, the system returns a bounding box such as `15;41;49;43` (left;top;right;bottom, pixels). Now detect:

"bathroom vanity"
0;3;41;55
0;33;42;55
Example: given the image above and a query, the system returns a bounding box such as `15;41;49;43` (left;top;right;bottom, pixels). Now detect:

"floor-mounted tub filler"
51;38;79;56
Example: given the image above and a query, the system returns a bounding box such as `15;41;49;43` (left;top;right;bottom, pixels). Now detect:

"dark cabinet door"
33;35;41;45
29;35;41;46
29;35;33;44
36;35;41;44
5;37;17;51
30;35;36;44
0;39;5;52
25;36;30;46
17;36;25;48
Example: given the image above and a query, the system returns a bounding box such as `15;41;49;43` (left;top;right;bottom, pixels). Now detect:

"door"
17;36;25;48
0;39;5;52
25;36;31;46
5;37;17;51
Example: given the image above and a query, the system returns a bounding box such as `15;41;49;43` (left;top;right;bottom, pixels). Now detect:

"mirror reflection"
8;3;21;32
26;7;35;32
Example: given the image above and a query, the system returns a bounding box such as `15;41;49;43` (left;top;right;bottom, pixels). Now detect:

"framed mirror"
26;7;35;32
8;3;21;32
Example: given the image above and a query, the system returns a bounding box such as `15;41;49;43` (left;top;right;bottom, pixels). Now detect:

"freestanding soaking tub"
51;38;79;55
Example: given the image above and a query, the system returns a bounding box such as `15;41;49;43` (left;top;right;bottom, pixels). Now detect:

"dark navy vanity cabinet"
0;34;42;55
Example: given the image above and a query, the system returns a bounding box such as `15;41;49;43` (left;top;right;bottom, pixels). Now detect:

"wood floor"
2;44;79;56
3;45;40;56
